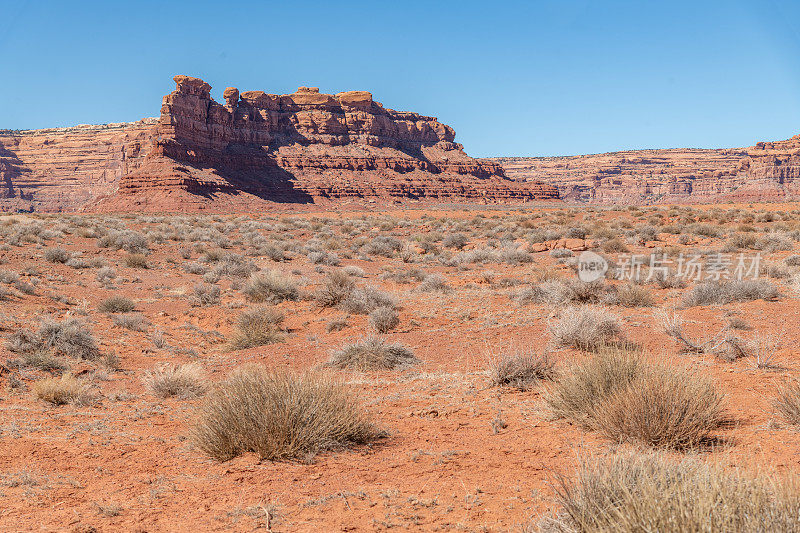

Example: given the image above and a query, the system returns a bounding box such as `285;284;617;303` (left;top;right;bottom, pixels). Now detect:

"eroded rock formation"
488;134;800;204
0;75;558;213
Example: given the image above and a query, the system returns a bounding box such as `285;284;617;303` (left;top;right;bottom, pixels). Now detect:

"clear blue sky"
2;0;800;157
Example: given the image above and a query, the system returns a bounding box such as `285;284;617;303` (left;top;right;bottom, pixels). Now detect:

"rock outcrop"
0;76;559;212
487;135;800;204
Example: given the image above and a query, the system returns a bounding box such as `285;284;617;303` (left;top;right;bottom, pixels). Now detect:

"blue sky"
2;0;799;157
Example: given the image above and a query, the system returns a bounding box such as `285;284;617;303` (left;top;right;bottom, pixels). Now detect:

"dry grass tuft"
548;306;625;351
329;336;418;370
368;306;400;333
543;451;800;533
315;270;355;308
192;366;381;461
489;352;555;391
98;295;136;313
229;306;285;350
33;374;95;406
680;279;779;307
242;270;298;303
774;379;800;425
142;363;208;399
8;318;99;361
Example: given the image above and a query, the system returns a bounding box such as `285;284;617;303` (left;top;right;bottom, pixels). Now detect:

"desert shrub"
96;266;116;283
329;336;418;370
489;352;554;391
544;349;642;427
315;270;356;308
340;286;397;315
98;295;135;313
192;366;380;461
66;257;90;269
601;238;629;253
191;283;221;306
652;271;686;289
774;379;800;425
142;363;207;399
362;236;403;257
112;313;148;332
368;306;399;333
97;229;149;253
550;248;573;259
123;253;149;269
0;270;19;284
543;451;800;533
591;364;725;449
417;274;451;293
33;374;95;406
442;233;468;250
8;318;99;360
10;350;69;372
229;306;285;349
308;250;340;266
13;280;35;295
615;283;654;307
548;306;624;351
342;265;365;277
184;262;208;275
242;270;299;303
680;280;779;307
44;247;70;263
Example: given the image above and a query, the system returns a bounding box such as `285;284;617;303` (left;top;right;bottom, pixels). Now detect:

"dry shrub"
329;336;418;370
112;313;148;332
545;350;726;449
44;247;70;263
192;366;380;461
417;274;451;293
680;279;779;307
98;295;135;313
591;365;725;449
315;270;355;308
229;306;284;350
191;283;220;306
543;451;800;533
774;379;800;425
123;253;149;269
142;363;207;399
544;348;641;427
33;374;95;406
548;306;624;351
489;352;555;391
340;286;396;315
368;306;399;333
242;270;299;303
8;318;99;360
615;283;654;307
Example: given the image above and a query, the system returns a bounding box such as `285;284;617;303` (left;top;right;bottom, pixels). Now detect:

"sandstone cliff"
0;75;559;213
487;135;800;204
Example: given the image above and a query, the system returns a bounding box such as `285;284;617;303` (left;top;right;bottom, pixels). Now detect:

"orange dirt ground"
1;204;799;532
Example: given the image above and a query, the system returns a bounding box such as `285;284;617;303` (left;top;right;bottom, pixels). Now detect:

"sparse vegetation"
142;363;207;399
548;306;625;351
99;295;136;313
242;270;299;303
229;306;285;349
329;336;418;370
33;374;95;406
489;352;554;390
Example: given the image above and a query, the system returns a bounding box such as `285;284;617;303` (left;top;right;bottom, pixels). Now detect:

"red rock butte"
0;75;559;213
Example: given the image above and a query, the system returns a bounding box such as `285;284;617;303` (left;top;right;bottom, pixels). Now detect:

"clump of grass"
545;350;726;449
98;295;135;313
315;270;355;308
548;306;625;351
242;270;299;303
192;366;381;461
142;363;207;399
326;317;349;332
123;253;149;269
340;286;397;315
417;274;451;293
96;266;116;283
33;374;95;406
44;247;71;263
774;379;800;425
191;283;220;306
8;318;99;360
229;306;285;349
544;348;642;427
489;352;555;391
368;306;399;333
543;451;800;533
680;280;779;307
615;283;654;307
112;313;148;332
328;336;418;370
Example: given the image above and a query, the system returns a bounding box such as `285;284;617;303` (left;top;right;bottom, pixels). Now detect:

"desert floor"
1;204;799;532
